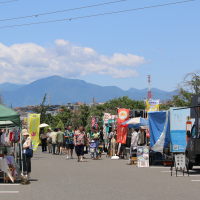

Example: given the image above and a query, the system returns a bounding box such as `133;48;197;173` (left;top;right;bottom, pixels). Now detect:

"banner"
117;109;129;144
146;100;159;112
29;114;40;153
103;113;110;124
91;116;95;128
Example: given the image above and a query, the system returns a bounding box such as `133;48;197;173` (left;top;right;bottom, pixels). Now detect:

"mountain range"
0;76;177;108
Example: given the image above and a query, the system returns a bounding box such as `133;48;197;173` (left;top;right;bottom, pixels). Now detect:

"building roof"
98;103;104;105
13;107;23;110
74;102;84;105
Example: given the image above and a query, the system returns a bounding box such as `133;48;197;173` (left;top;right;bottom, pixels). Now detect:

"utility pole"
0;90;4;105
147;75;153;100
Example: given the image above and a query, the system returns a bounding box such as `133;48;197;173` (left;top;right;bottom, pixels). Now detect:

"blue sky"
0;0;199;92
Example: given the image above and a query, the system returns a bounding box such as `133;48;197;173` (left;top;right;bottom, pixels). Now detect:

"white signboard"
175;154;185;169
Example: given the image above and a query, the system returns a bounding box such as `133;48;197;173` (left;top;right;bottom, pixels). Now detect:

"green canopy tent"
0;104;21;129
0;105;22;180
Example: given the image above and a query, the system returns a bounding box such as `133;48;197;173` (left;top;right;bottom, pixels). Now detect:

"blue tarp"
148;111;171;152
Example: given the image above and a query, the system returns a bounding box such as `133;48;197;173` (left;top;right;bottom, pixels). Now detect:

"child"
90;140;96;160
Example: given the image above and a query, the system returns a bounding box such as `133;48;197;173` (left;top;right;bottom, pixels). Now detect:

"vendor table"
0;158;14;183
0;156;20;183
5;156;20;176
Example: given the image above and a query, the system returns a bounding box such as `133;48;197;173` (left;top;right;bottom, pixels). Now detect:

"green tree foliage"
34;93;49;124
56;119;65;131
55;106;71;125
71;109;80;129
103;96;145;112
168;71;200;107
65;118;72;127
78;104;90;127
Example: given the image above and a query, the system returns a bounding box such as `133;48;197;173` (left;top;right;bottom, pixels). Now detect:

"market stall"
0;104;21;183
121;117;149;165
148;109;194;166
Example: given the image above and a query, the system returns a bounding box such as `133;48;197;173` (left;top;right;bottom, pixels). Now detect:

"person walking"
65;126;75;159
110;129;117;157
74;126;87;162
51;128;58;155
63;128;67;155
92;130;100;159
47;128;52;153
21;129;32;179
57;127;64;155
40;129;47;153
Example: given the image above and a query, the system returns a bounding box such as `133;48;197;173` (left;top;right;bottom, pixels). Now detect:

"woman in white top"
22;129;32;178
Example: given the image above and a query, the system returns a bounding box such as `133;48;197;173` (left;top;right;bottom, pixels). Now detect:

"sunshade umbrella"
39;123;49;128
121;117;149;129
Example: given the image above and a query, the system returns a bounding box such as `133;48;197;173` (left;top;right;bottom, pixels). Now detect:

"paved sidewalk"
0;148;200;200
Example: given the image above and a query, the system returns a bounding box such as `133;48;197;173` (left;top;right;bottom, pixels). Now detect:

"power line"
0;0;127;22
0;0;19;3
0;0;195;29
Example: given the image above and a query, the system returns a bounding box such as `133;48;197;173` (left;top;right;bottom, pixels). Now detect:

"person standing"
74;126;87;162
57;127;64;155
46;128;52;153
63;128;67;155
51;128;58;155
40;129;47;153
99;127;104;151
110;129;117;157
107;128;112;156
65;126;75;159
130;129;139;160
22;129;32;179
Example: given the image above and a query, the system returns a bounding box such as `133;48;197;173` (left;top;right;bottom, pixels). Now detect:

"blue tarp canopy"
148;111;171;153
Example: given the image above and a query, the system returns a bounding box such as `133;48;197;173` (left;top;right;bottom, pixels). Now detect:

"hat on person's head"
48;128;51;131
22;129;29;136
53;128;58;132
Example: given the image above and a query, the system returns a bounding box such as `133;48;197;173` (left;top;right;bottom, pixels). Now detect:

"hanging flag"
117;109;129;144
146;100;159;138
146;99;160;112
91;116;95;127
29;114;40;153
103;113;110;124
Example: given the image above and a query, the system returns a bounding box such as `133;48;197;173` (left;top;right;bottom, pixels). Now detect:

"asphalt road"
1;148;200;200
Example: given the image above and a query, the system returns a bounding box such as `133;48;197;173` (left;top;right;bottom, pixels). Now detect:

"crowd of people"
19;126;144;185
20;125;142;180
39;125;105;161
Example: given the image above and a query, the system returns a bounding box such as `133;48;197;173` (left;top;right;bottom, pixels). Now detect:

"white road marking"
161;171;173;172
175;175;200;177
0;191;19;193
0;184;20;186
191;180;200;181
150;167;171;169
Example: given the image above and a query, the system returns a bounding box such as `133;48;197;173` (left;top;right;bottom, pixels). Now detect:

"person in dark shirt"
99;127;104;142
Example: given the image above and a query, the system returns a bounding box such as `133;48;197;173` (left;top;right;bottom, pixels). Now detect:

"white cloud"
0;39;148;84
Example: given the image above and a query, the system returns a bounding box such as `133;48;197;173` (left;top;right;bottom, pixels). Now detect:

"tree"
71;109;80;129
65;118;72;127
169;71;200;107
55;106;72;125
34;94;49;124
78;104;90;127
178;70;200;94
56;120;65;131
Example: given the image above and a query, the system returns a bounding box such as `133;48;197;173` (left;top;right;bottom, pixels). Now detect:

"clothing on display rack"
0;130;6;145
14;129;18;142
